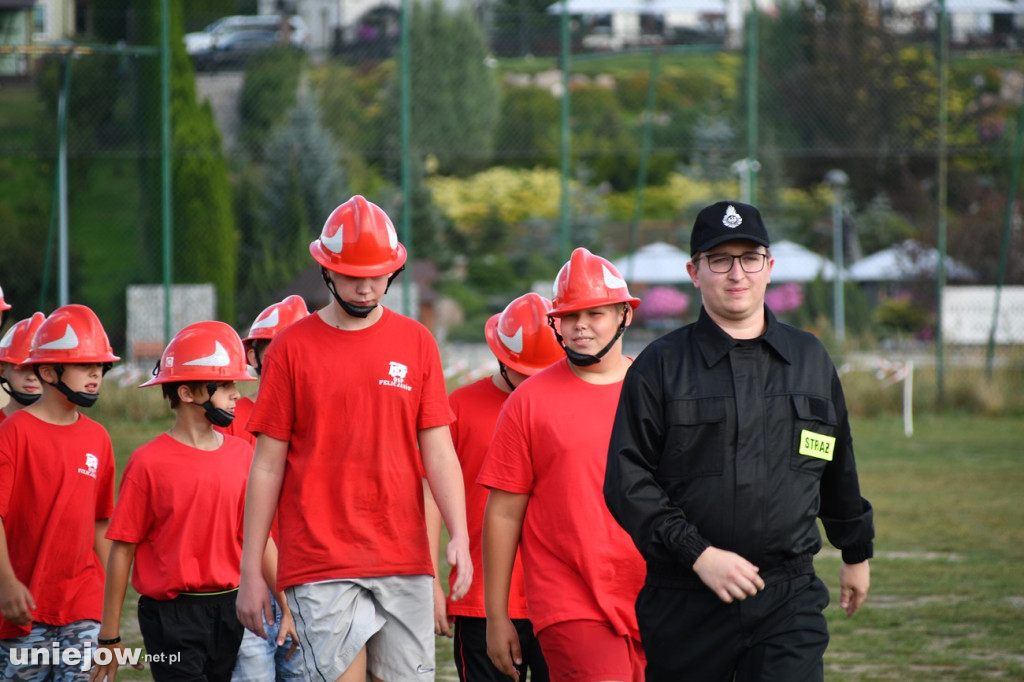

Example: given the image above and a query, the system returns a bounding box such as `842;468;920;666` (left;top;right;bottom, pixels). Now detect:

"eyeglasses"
701;252;768;274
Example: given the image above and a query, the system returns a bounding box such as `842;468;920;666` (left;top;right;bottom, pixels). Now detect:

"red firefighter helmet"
244;295;309;345
549;248;640;317
24;304;120;365
0;284;11;311
309;195;408;278
0;312;47;366
140;320;256;387
484;293;563;376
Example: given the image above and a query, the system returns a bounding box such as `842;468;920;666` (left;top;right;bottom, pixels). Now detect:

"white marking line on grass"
818;548;964;562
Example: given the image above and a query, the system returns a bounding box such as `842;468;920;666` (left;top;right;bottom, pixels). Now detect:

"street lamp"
731;158;761;204
825;169;849;345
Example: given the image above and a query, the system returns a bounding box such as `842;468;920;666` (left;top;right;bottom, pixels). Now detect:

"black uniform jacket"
605;306;874;589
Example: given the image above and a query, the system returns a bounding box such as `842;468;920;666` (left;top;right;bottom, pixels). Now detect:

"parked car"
185;15;308;70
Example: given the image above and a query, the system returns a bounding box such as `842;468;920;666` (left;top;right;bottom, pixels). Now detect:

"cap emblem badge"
722;205;743;228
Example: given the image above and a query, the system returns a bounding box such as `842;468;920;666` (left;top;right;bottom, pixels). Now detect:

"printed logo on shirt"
378;361;412;391
798;430;835;461
78;452;99;478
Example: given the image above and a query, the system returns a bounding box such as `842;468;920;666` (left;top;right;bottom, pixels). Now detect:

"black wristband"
97;636;121;645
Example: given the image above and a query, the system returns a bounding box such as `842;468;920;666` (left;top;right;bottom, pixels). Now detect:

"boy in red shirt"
216;295;309;451
0;313;46;425
0;304;119;680
429;292;562;682
91;321;258;682
479;248;647;682
219;296;308;682
237;195;472;682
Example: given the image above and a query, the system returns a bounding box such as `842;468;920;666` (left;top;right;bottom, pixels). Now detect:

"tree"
238;47;305;159
236;92;348;323
134;0;239;322
383;0;502;176
757;1;944;207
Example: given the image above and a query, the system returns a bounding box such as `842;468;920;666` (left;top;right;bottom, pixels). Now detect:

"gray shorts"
285;576;434;682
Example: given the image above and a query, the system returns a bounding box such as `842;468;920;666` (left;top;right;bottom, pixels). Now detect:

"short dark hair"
161;380;208;408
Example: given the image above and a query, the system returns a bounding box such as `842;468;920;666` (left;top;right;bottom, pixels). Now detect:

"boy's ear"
246;346;259;369
177;383;196;404
36;364;58;383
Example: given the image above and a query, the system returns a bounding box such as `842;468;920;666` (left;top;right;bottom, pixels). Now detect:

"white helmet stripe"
39;324;80;350
320;224;345;254
0;327;14;348
183;341;231;368
386;220;398;250
498;326;524;354
602;265;627;290
249;308;280;335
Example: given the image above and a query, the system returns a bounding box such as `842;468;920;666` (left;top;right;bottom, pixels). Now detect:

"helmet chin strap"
320;266;406;320
498;363;517;392
199;381;234;428
547;304;629;367
36;364;104;408
0;377;41;406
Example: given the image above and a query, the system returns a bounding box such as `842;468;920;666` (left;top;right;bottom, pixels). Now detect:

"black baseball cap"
690;201;770;255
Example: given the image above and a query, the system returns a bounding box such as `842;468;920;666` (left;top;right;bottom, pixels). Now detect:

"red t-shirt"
447;377;529;619
106;433;251;599
477;359;645;638
0;410;116;638
247;309;453;591
215;395;256;447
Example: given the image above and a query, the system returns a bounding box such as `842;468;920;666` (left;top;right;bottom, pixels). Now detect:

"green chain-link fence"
1;0;1022;375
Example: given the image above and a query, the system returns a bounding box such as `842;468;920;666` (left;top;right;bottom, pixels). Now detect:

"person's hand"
838;560;870;616
276;607;300;660
445;535;473;601
88;642;144;682
236;573;273;639
0;575;34;626
486;616;522;681
692;546;764;603
432;578;453;637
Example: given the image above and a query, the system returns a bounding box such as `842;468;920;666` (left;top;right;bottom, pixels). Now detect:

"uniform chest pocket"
791;394;838;476
661;398;727;480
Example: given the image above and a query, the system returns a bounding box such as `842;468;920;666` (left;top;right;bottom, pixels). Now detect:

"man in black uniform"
605;201;873;681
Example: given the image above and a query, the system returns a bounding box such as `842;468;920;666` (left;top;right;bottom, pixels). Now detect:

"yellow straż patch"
799;429;835;461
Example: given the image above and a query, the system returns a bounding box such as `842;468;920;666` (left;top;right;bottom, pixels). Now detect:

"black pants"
137;591;245;682
638;573;830;682
453;615;549;682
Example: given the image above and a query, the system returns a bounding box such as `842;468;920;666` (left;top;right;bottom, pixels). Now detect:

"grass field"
80;381;1024;681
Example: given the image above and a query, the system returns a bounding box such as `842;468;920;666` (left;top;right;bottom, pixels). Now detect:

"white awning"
768;240;844;283
613;241;693;284
848;240;979;282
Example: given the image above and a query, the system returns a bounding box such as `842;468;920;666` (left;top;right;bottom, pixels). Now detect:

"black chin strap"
548;304;630;367
34;363;109;408
321;267;375;318
498;363;516;392
199;381;234;428
251;346;265;377
0;377;41;406
320;266;407;319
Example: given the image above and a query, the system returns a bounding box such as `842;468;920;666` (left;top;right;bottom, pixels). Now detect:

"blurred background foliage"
0;0;1021;355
